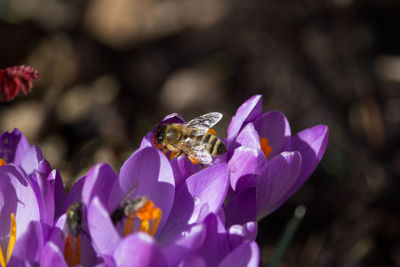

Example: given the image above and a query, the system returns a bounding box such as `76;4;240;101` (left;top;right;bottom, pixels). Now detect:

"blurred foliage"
1;0;400;266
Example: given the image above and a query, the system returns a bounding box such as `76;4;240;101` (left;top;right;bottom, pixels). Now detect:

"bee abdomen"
209;136;227;156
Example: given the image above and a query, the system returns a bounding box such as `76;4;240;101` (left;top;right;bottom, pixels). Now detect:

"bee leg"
169;151;183;160
187;156;200;165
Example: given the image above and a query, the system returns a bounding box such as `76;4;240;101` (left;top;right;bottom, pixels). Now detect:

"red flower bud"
0;65;39;102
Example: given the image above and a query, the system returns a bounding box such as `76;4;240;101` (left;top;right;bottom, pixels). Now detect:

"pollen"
0;213;16;267
259;137;272;159
124;200;162;237
0;159;5;166
188;156;200;165
207;128;217;136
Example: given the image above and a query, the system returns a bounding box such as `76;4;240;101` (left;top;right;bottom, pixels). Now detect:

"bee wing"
185;112;223;134
119;183;138;206
177;138;213;165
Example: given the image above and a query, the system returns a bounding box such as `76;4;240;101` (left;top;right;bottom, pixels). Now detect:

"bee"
64;201;84;256
111;196;148;225
66;201;83;238
154;112;227;165
110;183;146;225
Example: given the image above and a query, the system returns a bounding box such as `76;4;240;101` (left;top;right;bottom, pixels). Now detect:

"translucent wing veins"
185;112;223;134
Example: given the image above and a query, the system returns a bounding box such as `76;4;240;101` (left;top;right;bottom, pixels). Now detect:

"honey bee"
111;196;148;225
110;183;146;225
154;112;227;165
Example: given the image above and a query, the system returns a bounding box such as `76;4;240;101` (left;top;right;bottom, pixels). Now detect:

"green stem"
267;205;307;267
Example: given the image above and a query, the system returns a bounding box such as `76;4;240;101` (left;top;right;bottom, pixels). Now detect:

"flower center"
0;159;5;166
0;213;16;267
259;137;272;159
124;200;162;237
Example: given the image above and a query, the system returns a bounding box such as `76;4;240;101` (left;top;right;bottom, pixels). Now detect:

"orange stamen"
259;137;272;159
64;235;81;267
124;215;135;236
0;213;16;267
207;128;217;136
134;200;162;236
0;159;5;166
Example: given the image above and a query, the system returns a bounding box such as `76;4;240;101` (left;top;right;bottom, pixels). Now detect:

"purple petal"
31;171;55;235
88;197;121;256
228;222;258;249
219;241;260;267
0;165;40;239
96;256;117;267
50;170;67;220
113;232;167;267
20;146;48;176
287;125;329;198
253;111;291;158
80;233;98;266
227;95;263;140
161;224;206;267
224;187;257;227
140;131;155;148
160;113;185;125
257;151;302;219
197;213;230;266
228;146;266;192
170;155;202;186
82;163;117;207
178;254;207;267
61;176;85;214
159;164;228;243
46;214;66;248
12;221;44;262
40;242;68;267
118;147;175;234
235;123;262;150
0;128;30;165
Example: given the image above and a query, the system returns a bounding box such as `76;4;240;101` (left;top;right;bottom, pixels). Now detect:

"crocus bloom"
225;95;329;220
85;146;232;266
0;65;39;102
0;163;44;266
40;173;99;267
0;129;66;237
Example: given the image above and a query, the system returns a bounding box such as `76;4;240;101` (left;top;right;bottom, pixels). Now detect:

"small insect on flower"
66;202;83;238
111;195;148;225
111;185;162;237
64;202;84;266
153;112;227;165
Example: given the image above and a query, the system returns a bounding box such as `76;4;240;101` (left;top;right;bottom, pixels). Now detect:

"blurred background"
0;0;399;266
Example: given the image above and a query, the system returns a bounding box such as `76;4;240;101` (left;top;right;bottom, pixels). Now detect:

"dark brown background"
1;0;399;266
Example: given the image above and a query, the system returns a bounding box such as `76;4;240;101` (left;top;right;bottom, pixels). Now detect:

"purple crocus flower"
40;170;102;267
0;129;66;238
225;95;329;220
86;146;232;266
40;146;236;266
0;163;44;266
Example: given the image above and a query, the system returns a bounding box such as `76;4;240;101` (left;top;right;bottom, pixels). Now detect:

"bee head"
154;125;167;148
